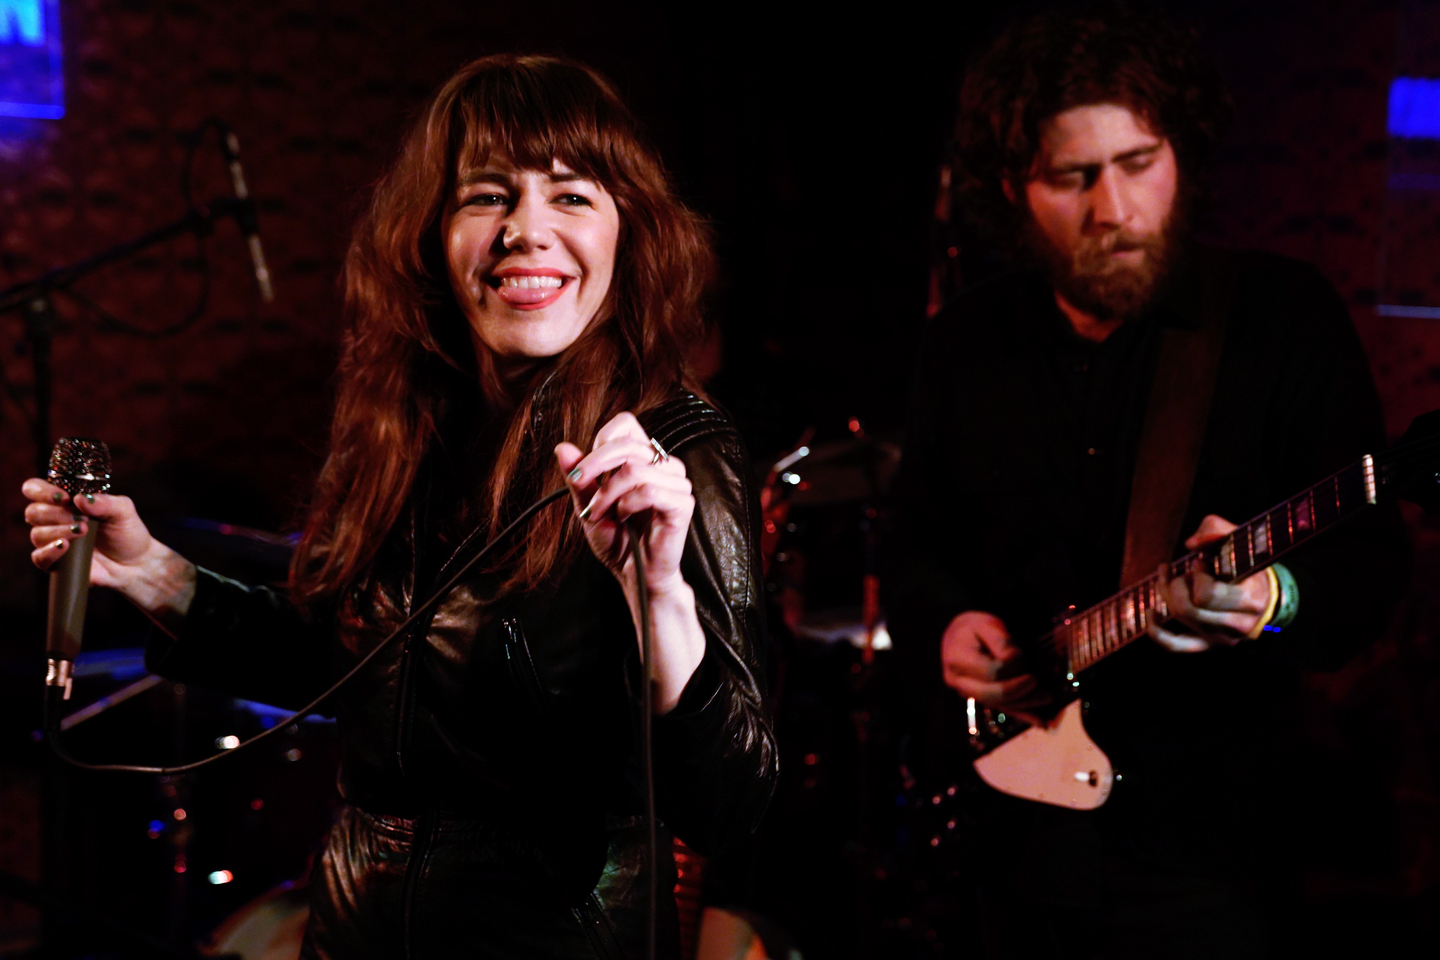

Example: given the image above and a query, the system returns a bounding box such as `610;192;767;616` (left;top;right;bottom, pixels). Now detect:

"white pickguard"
972;699;1114;809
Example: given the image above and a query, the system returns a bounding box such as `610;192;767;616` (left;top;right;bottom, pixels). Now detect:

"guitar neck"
1057;455;1377;675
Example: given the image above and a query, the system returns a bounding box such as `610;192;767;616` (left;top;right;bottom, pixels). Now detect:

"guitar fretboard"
1053;455;1376;675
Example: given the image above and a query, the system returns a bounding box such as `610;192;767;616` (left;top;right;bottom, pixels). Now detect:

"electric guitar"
964;409;1440;811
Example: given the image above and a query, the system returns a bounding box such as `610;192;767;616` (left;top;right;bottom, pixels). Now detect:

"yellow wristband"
1245;567;1282;640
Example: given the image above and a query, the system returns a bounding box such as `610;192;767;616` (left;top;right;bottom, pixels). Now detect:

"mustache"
1080;230;1159;258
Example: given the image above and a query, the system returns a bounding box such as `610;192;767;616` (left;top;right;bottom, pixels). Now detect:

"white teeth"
500;275;563;289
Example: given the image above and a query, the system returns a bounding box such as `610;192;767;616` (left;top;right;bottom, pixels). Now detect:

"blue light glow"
1389;77;1440;139
0;0;62;120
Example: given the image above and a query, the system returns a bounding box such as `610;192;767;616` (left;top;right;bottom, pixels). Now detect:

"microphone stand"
0;196;258;473
0;196;256;958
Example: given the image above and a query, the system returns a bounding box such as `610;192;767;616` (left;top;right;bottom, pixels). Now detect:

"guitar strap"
1119;246;1237;586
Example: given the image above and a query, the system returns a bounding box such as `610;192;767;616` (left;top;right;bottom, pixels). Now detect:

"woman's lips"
492;273;569;308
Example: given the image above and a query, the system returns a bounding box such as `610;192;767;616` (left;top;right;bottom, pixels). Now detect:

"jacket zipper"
393;395;560;774
501;617;548;717
392;500;504;776
401;808;438;959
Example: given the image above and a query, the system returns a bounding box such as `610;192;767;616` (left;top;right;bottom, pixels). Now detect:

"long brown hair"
291;55;715;605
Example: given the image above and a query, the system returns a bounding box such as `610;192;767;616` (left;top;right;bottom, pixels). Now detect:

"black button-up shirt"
886;247;1409;873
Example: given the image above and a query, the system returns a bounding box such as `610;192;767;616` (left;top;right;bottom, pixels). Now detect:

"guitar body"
972;699;1114;809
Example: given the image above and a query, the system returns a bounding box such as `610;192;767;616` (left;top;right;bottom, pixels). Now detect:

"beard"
1021;206;1183;323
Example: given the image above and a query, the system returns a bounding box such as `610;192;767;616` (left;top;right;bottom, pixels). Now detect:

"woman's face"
443;157;621;365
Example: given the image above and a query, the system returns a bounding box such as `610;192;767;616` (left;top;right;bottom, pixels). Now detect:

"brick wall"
1;0;1438;623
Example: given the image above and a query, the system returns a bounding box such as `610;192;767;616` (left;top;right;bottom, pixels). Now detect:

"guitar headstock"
1379;409;1440;514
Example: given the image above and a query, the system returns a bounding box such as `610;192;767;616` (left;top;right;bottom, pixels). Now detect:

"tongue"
496;282;563;305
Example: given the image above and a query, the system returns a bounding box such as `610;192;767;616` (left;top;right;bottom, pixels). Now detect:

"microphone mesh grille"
48;438;113;496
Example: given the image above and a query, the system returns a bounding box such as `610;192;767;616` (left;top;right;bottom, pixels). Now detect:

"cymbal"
770;438;901;506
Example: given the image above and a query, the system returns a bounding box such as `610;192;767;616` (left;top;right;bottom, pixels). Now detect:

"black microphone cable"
44;486;569;773
627;518;659;960
44;484;665;960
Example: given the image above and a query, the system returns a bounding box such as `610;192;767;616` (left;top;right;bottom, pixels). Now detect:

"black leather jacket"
147;393;778;959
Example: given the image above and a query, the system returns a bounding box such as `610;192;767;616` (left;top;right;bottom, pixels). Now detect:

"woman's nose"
501;220;528;249
500;198;553;251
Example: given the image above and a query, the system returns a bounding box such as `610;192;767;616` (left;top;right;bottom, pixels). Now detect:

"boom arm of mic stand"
2;198;257;482
0;198;256;317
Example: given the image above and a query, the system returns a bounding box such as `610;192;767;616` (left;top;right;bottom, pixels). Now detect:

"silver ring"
648;437;669;465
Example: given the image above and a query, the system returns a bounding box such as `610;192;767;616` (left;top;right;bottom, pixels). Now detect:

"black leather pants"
302;806;680;960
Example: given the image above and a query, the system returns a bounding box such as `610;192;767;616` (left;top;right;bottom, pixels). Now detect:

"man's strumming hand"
940;610;1052;725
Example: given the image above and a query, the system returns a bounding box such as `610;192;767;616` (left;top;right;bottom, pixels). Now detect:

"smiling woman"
302;55;720;599
443;159;621;363
21;54;776;960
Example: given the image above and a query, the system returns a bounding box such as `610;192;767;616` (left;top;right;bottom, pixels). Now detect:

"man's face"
1016;103;1180;321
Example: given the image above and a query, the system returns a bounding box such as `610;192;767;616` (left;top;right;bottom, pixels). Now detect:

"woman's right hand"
21;478;196;633
24;478;155;583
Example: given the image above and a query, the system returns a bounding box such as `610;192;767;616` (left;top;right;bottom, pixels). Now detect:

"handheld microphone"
217;127;275;304
45;438;111;709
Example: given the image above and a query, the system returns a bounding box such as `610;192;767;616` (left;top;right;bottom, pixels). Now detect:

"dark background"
2;0;1440;956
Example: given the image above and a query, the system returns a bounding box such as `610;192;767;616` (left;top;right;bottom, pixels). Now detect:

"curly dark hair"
952;1;1233;251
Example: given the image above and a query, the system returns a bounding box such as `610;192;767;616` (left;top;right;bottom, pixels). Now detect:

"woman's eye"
556;193;592;207
463;192;508;207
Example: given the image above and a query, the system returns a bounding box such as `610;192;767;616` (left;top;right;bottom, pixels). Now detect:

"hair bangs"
448;59;630;191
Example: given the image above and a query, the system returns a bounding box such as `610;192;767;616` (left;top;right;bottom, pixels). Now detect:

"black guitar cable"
43;482;665;960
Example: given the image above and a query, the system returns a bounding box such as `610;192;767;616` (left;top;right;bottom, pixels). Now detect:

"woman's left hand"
555;412;694;592
555;412;705;712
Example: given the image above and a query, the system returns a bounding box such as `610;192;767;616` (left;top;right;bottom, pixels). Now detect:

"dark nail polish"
70;524;81;534
567;467;582;482
53;539;65;549
85;494;95;503
52;492;64;503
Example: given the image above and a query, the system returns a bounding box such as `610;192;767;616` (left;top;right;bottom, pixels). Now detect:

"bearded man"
885;6;1409;958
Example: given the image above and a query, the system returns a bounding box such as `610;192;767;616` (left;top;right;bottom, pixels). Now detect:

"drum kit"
719;421;951;959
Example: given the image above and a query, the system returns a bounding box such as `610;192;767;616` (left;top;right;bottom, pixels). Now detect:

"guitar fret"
1234;529;1252;576
1293;492;1313;538
1215;538;1235;579
1313;476;1339;528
